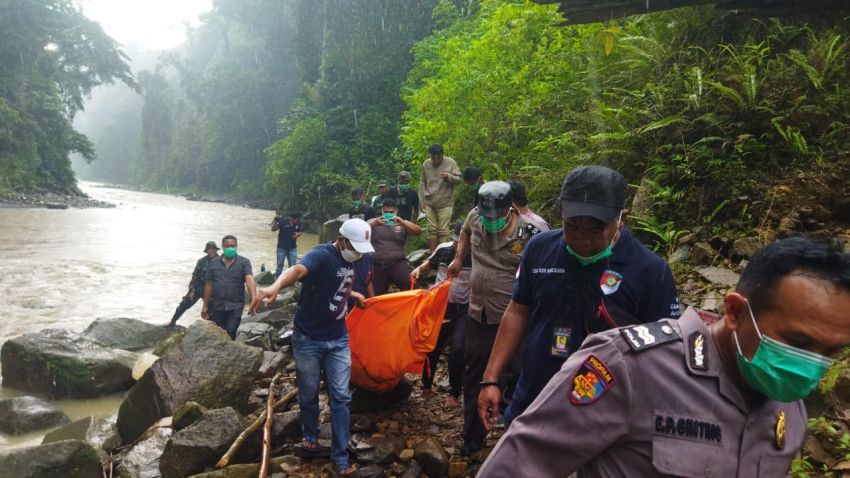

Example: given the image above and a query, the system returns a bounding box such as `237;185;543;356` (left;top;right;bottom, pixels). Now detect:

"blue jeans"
276;247;298;277
292;329;351;465
209;308;242;339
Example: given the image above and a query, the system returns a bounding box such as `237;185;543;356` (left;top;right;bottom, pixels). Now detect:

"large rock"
253;270;275;286
688;242;716;265
0;439;102;478
696;267;741;287
320;215;348;243
117;321;263;444
350;433;402;464
414;437;449;478
235;322;275;351
251;307;294;330
1;329;138;398
158;407;252;478
82;318;176;352
43;416;120;453
730;237;761;259
257;351;289;379
116;421;173;478
271;410;301;441
0;395;70;435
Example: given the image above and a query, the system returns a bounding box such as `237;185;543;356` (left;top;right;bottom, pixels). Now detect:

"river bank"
0;190;115;209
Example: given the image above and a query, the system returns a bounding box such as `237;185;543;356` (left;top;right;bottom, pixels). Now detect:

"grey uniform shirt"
207;255;253;311
478;307;806;478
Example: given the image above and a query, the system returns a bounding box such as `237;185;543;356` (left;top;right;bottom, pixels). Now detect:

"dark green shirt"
189;255;214;293
206;255;253;311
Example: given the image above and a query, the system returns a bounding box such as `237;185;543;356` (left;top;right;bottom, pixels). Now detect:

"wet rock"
117;422;173;478
43;415;120;453
0;395;70;435
400;459;423;478
173;401;208;431
236;322;275;351
350;433;402;464
82;318;176;352
1;328;139;399
271;410;301;440
414;437;449;478
117;320;263;444
731;237;761;259
254;270;275;286
258;351;288;379
0;439;102;478
688;242;716;265
696;267;740;287
352;465;386;478
351;379;412;414
159;407;252;478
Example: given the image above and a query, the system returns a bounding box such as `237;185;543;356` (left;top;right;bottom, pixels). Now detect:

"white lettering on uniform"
532;268;566;274
635;326;656;345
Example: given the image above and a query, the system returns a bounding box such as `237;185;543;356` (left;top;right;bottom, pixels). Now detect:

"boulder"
0;439;102;478
116;320;263;444
1;329;139;398
270;410;301;441
414;437;449;478
158;407;252;478
173;401;208;431
82;318;176;352
252;307;294;330
688;242;716;266
320;215;348;243
257;351;289;379
696;267;741;287
731;237;761;259
254;270;275;286
43;416;120;453
406;249;431;267
152;329;186;357
235;322;275;351
400;459;423;478
116;422;173;478
350;433;403;464
0;395;70;435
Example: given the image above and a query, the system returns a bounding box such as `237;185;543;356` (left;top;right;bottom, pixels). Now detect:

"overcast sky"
79;0;213;50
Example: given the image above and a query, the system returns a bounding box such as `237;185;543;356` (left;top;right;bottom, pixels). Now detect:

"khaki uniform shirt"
478;307;807;478
463;209;536;324
419;156;462;209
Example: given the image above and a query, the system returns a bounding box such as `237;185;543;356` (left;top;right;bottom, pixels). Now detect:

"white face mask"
341;248;362;263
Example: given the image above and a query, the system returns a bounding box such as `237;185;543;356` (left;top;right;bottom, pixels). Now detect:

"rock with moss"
116;320;263;444
1;329;139;398
0;439;102;478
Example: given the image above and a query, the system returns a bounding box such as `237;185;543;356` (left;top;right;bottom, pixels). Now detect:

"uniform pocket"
652;437;729;477
758;456;790;477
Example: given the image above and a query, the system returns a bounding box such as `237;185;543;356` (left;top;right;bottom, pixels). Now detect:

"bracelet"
479;381;499;388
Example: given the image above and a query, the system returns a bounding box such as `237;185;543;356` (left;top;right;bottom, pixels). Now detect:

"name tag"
550;326;572;358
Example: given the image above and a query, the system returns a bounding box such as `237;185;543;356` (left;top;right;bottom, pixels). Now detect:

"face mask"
352;199;363;208
382;212;396;226
564;211;622;266
222;247;237;259
480;214;508;233
398;184;409;192
471;183;481;192
733;300;833;402
341;248;362;263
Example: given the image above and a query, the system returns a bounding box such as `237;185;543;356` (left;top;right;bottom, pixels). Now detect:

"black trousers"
209;308;242;340
462;311;500;446
422;303;468;398
170;291;201;325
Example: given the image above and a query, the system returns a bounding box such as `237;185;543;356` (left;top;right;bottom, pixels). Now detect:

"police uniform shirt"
462;208;539;325
506;228;680;421
477;307;806;478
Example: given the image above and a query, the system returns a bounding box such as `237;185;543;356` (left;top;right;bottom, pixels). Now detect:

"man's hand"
351;291;367;308
251;288;277;314
201;305;209;320
369;216;387;227
410;267;421;281
439;171;449;180
446;258;462;278
478;385;502;432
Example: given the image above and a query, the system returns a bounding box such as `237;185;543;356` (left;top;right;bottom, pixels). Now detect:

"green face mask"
734;300;833;402
565;244;613;266
382;212;396;226
398;184;409;192
222;247;237;259
352;199;363;208
480;214;508;233
471;183;481;192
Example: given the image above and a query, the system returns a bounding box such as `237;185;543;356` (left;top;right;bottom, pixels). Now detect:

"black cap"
560;165;626;222
204;241;220;252
477;181;513;219
398;170;411;182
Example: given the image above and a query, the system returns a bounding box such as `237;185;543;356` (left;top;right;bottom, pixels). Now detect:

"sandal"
334;461;356;476
294;436;330;457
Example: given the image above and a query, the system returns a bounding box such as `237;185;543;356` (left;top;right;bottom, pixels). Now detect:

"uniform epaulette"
519;223;542;239
620;321;681;352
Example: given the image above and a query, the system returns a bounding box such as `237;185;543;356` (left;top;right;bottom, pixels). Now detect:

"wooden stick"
215;385;298;469
259;372;282;478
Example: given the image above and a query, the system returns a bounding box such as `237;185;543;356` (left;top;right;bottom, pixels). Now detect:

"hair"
289;211;302;219
463;165;483;182
222;234;238;244
351;188;362;197
737;237;850;314
381;198;398;209
508;180;528;206
428;143;444;156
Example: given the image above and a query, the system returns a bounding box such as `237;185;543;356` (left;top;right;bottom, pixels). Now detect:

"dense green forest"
5;0;849;232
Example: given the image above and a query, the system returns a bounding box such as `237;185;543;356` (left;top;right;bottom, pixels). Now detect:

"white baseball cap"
339;218;375;253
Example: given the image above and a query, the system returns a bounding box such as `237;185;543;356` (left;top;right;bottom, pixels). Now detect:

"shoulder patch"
569;355;615;405
620;322;681;352
689;332;708;371
525;223;542;237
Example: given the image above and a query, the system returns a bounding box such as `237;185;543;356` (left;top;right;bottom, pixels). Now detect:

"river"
0;182;318;449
